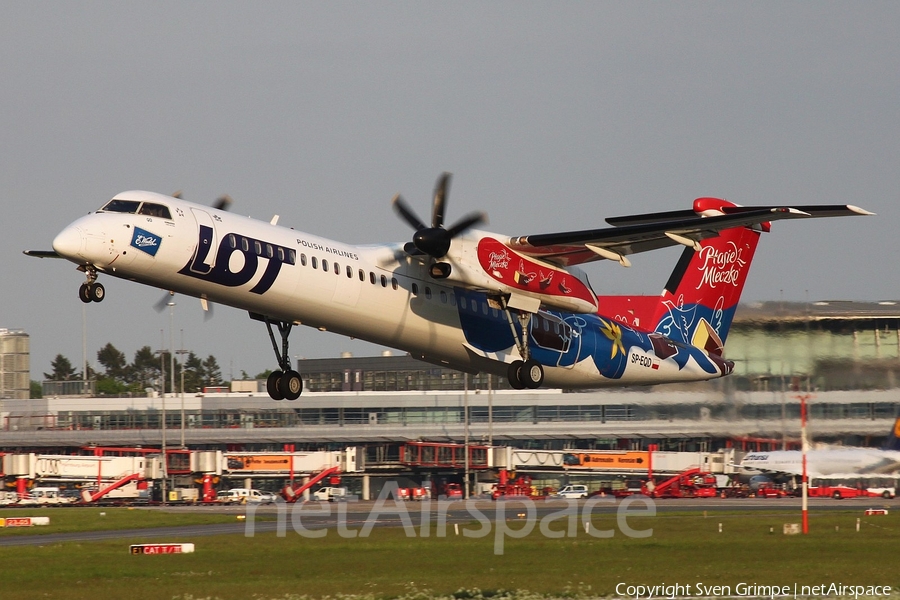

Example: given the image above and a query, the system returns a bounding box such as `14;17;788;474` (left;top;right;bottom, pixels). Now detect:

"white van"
554;485;588;499
217;488;278;504
313;486;348;502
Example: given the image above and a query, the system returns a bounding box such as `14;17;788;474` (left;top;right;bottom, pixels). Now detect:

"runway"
0;496;891;548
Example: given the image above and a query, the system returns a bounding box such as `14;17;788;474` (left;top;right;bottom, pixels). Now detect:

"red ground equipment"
642;467;718;498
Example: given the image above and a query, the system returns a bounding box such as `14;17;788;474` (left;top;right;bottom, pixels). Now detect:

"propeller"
392;172;486;258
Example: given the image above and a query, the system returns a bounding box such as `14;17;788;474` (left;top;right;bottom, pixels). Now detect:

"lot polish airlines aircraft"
740;417;900;477
26;173;872;400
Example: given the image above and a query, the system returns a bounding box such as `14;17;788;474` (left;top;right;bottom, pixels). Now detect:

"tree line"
43;343;231;396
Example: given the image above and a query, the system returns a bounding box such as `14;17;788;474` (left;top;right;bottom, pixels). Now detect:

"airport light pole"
176;331;188;448
464;373;469;500
158;331;167;506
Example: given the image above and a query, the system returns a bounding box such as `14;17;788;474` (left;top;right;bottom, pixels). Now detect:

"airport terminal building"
1;302;899;454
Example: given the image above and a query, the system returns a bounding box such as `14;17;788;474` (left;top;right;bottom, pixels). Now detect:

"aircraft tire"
521;359;544;389
280;370;303;400
79;283;93;304
507;361;526;390
267;370;284;401
90;282;105;302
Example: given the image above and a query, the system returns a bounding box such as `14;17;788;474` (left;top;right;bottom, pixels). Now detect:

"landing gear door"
188;209;218;275
531;312;581;368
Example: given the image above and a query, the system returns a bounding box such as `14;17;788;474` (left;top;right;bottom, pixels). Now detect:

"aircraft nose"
52;225;84;259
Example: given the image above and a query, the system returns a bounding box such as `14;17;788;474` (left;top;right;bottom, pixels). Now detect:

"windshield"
99;199;172;220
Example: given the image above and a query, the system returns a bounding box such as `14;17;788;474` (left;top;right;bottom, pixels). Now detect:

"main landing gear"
253;313;303;401
77;266;105;303
498;298;544;390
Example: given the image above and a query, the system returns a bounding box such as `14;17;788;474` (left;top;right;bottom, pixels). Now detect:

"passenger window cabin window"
347;265;353;278
242;239;250;252
482;302;488;315
300;253;307;267
228;234;236;249
440;291;447;303
278;248;285;261
358;269;365;281
322;259;329;272
381;275;387;287
449;294;456;307
312;257;318;269
425;287;432;300
369;272;376;285
334;263;340;275
391;278;398;290
412;283;419;295
266;244;274;259
254;241;262;256
289;249;296;264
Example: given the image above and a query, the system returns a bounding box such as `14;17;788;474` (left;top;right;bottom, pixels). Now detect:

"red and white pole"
800;394;809;534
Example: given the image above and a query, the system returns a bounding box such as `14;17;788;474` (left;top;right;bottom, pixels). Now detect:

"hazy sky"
2;2;897;380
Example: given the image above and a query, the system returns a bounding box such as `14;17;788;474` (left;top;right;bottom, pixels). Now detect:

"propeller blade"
445;211;487;238
431;172;451;228
154;291;175;313
392;194;428;231
403;241;426;256
213;195;233;211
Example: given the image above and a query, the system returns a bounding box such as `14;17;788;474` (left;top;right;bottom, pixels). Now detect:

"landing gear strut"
254;313;303;401
77;266;105;303
498;297;544;389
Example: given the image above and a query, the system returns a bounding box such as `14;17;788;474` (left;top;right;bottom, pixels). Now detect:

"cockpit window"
99;199;141;213
138;203;172;219
98;199;173;220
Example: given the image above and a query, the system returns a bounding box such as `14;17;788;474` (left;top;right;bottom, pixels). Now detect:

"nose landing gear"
78;266;105;303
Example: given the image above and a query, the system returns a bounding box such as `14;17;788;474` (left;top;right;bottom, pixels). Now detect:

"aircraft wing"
506;204;873;267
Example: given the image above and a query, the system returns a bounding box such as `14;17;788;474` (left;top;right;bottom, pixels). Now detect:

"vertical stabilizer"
884;416;900;451
651;199;763;353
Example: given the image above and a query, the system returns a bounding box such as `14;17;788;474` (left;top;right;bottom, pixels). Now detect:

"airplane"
739;417;900;477
25;173;872;401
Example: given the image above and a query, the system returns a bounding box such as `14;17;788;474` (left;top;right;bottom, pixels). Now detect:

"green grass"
0;506;245;536
0;508;898;599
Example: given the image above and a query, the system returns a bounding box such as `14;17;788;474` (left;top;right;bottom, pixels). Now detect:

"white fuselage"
741;448;900;477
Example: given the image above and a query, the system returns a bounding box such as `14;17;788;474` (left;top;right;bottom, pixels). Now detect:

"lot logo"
131;227;162;256
179;226;295;294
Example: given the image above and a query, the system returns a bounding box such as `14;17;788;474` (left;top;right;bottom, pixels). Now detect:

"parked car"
554;484;588;499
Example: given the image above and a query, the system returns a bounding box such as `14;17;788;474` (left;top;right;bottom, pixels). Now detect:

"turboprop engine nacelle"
433;235;599;314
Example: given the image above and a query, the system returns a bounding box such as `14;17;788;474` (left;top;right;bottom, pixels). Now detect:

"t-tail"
599;198;766;356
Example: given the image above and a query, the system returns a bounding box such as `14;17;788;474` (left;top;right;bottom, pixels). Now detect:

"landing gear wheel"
279;369;303;400
79;283;92;304
89;282;105;302
507;360;526;390
267;370;284;401
521;359;544;389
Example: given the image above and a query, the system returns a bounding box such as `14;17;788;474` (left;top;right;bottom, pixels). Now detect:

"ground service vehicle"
554;484;589;499
217;488;278;504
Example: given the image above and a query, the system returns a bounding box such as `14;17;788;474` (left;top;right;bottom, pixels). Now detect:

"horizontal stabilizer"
23;250;62;259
